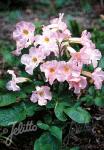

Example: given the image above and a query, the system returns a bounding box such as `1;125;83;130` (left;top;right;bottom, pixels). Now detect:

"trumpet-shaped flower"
35;28;58;56
21;47;45;75
47;13;71;42
57;61;81;82
40;60;82;84
82;44;101;68
12;21;35;55
30;86;52;106
79;30;102;67
56;61;72;82
70;48;90;65
40;60;58;85
68;76;87;94
6;70;28;91
92;67;104;89
81;30;92;47
48;13;70;34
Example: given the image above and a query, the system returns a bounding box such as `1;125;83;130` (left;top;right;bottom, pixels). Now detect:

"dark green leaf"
0;80;6;89
0;101;37;126
95;97;104;107
88;86;95;96
0;94;16;107
54;102;67;121
64;106;91;123
37;121;49;130
23;101;38;116
49;126;62;142
34;132;61;150
0;103;26;126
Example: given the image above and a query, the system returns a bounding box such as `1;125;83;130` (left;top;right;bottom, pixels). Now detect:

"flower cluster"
6;13;104;106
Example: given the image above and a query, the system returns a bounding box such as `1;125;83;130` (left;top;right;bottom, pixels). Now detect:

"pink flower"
6;70;28;91
40;60;81;84
68;76;87;94
57;61;81;82
49;13;67;30
12;21;35;55
56;61;71;82
82;44;101;68
68;60;82;77
80;30;102;67
70;48;90;65
21;47;45;75
92;67;104;89
47;13;71;42
49;13;70;33
35;28;58;56
30;86;52;106
81;30;92;46
40;60;58;85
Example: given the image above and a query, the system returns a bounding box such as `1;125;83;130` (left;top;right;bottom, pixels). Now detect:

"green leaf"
0;92;27;107
49;126;62;142
0;80;6;89
37;121;49;130
34;132;61;150
0;101;37;126
23;101;38;117
0;103;26;126
54;102;67;121
95;97;104;107
0;94;16;107
14;91;27;99
64;106;91;123
80;95;94;105
55;0;72;8
88;86;95;96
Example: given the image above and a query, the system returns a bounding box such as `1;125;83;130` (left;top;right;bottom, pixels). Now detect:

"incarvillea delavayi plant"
0;13;104;149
